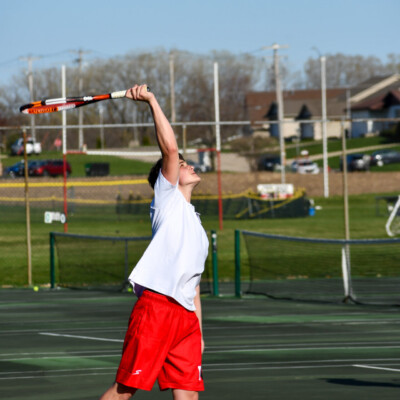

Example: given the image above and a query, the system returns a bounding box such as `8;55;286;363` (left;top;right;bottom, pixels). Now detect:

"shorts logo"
132;370;142;376
198;366;202;381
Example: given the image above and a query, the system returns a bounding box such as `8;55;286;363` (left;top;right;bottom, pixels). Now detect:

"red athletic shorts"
116;290;204;392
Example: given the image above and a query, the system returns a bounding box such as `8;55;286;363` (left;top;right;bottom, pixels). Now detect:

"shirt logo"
132;369;142;376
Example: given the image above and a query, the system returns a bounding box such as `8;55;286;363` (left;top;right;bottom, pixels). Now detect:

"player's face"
179;160;201;185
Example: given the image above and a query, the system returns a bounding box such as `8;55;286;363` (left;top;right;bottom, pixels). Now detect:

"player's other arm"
126;84;179;185
194;285;205;354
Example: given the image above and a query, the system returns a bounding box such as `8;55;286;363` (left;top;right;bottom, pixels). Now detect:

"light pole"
312;47;329;198
263;44;288;184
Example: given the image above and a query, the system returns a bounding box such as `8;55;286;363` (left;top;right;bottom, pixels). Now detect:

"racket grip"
110;90;127;99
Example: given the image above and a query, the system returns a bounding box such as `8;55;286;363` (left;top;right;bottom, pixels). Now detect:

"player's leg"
172;389;198;400
99;382;137;400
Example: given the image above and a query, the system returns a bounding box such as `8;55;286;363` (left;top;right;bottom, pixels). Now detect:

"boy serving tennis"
100;84;208;400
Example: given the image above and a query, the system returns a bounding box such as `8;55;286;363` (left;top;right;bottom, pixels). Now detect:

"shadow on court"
1;288;400;400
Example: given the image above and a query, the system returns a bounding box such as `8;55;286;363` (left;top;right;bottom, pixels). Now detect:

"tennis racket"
20;86;150;115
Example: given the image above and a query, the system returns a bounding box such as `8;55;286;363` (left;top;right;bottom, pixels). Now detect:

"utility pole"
20;55;41;140
321;55;329;198
169;51;176;123
71;49;90;150
263;44;288;184
312;47;329;198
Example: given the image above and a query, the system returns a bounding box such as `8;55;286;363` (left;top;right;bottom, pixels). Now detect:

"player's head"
148;153;188;189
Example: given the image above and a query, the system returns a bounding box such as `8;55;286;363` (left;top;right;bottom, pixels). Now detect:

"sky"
0;0;399;87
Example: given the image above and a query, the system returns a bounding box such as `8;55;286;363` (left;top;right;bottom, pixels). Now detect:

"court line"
39;332;123;342
37;332;400;354
0;363;379;381
353;364;400;373
2;361;400;381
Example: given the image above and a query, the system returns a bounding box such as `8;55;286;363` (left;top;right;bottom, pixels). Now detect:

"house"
245;74;400;140
348;74;400;137
246;88;349;140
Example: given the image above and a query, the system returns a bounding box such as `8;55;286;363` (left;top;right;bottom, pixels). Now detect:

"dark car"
340;153;370;172
3;160;46;178
370;149;400;167
258;154;281;171
4;161;26;178
30;160;72;177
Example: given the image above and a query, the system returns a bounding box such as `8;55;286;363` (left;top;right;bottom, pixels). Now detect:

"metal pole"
169;52;176;123
272;44;286;184
211;230;219;296
50;232;55;289
234;230;241;298
182;124;187;159
321;56;329;198
99;105;104;149
341;118;353;301
23;129;32;286
214;62;223;230
61;65;68;233
341;118;350;241
20;56;40;140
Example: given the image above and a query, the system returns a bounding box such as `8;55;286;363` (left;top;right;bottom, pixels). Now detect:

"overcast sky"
1;0;398;86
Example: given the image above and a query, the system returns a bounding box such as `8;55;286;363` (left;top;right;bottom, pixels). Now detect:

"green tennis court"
1;289;400;400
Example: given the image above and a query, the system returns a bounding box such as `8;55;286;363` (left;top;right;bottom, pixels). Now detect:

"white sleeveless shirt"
128;171;209;311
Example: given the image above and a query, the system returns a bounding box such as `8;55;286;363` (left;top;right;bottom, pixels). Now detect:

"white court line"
353;364;400;373
37;333;400;354
0;363;364;381
39;332;123;343
2;361;400;381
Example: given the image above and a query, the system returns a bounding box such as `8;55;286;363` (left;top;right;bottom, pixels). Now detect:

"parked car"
3;160;42;178
291;159;320;174
30;160;72;177
257;154;281;171
4;161;26;178
370;149;400;167
340;153;371;172
10;138;42;156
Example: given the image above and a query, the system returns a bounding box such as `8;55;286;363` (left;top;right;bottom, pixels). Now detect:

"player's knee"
172;389;198;400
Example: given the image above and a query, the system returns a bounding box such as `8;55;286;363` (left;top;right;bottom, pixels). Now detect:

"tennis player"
100;84;209;400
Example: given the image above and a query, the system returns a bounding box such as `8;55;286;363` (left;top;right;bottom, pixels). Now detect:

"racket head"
20;101;85;114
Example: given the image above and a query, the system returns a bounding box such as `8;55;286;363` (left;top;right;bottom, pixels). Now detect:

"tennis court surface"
1;289;400;400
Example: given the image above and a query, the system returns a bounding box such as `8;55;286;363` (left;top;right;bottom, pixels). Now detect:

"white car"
291;159;320;174
11;138;42;156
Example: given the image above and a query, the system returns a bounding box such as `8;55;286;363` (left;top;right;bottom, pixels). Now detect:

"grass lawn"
0;191;397;287
1;151;153;177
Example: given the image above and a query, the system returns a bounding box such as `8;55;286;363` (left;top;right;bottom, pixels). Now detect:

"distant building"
246;88;349;140
245;74;400;140
349;74;400;137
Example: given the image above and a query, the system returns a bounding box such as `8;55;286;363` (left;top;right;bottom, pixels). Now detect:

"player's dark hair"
148;153;185;189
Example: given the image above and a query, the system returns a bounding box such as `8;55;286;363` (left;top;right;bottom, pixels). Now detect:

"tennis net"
50;232;213;294
237;230;400;305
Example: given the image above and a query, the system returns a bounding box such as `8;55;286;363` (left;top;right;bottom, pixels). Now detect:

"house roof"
246;88;347;122
351;89;400;111
246;75;400;122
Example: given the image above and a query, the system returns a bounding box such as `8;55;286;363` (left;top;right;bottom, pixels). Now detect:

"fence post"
234;230;241;298
50;232;55;289
211;230;219;296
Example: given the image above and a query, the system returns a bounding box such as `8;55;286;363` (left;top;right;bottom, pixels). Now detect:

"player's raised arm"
126;84;179;185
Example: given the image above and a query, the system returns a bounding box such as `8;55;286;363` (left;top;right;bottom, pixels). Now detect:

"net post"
50;232;55;289
124;239;129;289
234;230;241;298
211;230;219;296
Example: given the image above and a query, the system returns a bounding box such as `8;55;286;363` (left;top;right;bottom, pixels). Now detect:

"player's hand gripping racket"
20;86;151;115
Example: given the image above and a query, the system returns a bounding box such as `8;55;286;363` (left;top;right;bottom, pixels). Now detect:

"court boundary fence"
234;229;400;305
